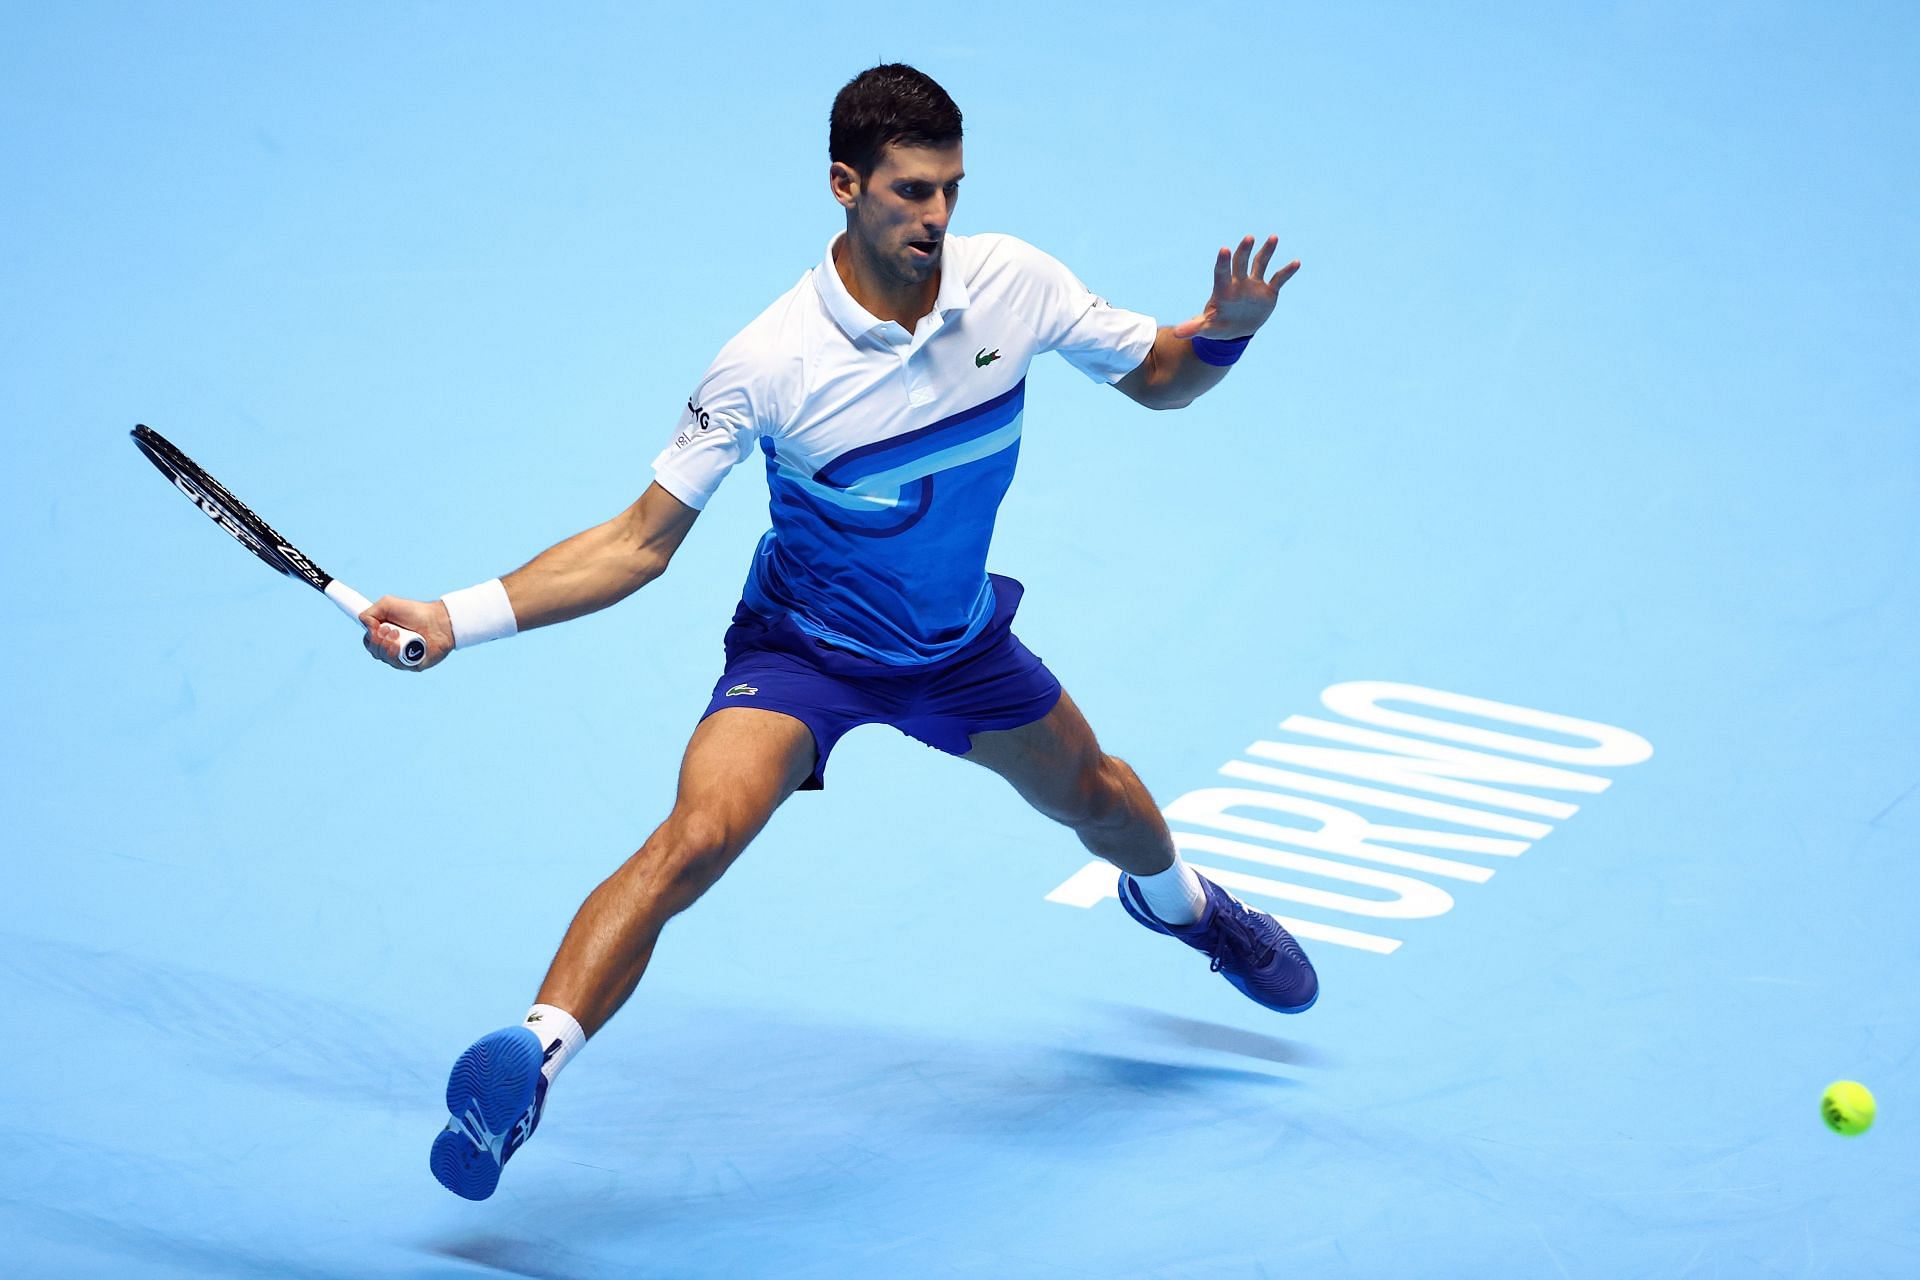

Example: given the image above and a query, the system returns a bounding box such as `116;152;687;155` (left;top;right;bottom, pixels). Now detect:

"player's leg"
961;689;1318;1015
534;705;818;1034
960;688;1177;877
431;706;815;1200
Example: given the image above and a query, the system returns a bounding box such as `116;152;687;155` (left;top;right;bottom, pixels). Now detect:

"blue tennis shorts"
699;573;1063;790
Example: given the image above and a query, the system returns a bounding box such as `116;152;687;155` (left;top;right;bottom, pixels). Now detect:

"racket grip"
389;626;429;667
325;581;427;668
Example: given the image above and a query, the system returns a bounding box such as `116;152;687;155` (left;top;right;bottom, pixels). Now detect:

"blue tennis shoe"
430;1026;550;1200
1119;872;1319;1013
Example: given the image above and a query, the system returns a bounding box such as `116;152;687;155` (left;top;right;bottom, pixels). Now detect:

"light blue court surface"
4;3;1917;1276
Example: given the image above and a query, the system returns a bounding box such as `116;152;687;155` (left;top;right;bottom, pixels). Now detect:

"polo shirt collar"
816;232;971;342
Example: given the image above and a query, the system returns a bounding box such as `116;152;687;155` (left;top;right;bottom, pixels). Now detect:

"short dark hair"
829;63;963;177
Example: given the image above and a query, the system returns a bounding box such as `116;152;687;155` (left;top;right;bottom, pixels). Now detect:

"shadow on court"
410;1008;1323;1277
5;930;1331;1278
1082;999;1337;1068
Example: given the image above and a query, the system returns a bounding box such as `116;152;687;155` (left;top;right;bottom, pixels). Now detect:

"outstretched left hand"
1171;235;1300;341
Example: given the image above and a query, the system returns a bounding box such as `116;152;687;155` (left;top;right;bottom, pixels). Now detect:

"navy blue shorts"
699;573;1063;790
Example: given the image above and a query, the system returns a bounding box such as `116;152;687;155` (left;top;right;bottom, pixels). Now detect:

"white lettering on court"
1044;681;1652;955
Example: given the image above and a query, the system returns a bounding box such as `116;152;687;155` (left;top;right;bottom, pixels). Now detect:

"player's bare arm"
1116;234;1301;410
359;481;699;670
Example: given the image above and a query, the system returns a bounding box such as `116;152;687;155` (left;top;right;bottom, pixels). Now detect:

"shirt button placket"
900;332;934;407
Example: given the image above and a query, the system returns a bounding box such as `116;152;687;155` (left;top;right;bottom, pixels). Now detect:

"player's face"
841;142;964;286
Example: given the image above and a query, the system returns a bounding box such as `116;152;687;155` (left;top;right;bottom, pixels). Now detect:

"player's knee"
1066;754;1141;834
646;810;737;913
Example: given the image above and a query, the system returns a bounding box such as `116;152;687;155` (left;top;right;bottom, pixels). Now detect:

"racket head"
131;424;332;592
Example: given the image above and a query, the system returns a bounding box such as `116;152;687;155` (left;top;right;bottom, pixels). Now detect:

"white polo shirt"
652;231;1157;665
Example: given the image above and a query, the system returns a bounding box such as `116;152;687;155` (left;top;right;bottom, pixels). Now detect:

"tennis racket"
130;424;427;667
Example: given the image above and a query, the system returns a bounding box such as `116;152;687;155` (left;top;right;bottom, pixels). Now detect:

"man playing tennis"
361;63;1316;1202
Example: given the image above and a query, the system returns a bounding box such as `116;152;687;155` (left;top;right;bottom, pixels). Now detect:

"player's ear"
828;161;862;210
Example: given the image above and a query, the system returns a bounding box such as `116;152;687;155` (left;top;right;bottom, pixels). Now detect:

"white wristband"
441;578;518;648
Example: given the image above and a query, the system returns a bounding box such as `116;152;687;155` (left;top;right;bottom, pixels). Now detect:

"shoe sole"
1221;968;1320;1015
430;1026;543;1201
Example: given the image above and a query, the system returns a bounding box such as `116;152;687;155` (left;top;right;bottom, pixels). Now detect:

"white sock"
1131;854;1208;925
523;1004;586;1083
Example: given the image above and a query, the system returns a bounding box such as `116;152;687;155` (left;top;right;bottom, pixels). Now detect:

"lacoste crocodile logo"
975;348;1001;368
725;684;759;697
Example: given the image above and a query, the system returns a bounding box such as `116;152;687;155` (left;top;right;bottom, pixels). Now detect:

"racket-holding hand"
360;596;454;671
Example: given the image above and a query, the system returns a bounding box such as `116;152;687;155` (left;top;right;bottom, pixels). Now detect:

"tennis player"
361;64;1316;1202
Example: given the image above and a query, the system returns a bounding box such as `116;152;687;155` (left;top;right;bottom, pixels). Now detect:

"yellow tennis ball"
1821;1081;1875;1136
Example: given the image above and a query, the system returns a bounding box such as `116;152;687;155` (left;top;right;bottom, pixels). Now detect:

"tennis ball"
1821;1080;1875;1136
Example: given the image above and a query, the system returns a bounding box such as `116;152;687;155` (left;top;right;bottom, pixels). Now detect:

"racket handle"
325;581;427;668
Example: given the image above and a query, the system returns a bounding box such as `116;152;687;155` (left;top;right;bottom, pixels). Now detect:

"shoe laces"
1204;900;1277;973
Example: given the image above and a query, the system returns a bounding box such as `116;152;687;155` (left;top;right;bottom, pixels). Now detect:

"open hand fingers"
1252;235;1279;281
1231;235;1255;280
1194;235;1297;340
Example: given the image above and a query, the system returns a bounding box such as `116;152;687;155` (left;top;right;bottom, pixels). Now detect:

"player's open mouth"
908;240;940;258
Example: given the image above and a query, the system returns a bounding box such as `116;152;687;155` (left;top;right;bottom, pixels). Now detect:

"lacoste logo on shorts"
725;684;759;697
